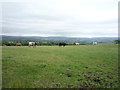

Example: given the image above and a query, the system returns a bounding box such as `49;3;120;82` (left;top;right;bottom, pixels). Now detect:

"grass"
2;44;119;88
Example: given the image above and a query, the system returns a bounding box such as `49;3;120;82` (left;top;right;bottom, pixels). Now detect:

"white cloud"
1;0;119;37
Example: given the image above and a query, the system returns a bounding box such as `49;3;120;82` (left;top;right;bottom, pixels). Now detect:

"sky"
1;0;119;37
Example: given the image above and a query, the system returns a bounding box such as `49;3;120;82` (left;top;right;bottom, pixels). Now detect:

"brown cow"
16;43;22;46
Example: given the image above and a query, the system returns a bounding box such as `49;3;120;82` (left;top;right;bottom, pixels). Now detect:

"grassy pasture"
2;44;119;88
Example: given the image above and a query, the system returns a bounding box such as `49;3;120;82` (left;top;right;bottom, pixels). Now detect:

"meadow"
2;44;119;88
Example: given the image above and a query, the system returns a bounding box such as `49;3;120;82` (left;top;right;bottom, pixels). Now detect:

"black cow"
59;43;67;47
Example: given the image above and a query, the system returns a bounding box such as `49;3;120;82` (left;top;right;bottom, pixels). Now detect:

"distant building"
8;41;14;43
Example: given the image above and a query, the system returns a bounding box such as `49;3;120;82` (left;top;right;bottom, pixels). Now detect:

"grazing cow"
29;42;37;48
93;42;97;45
59;43;67;47
16;43;22;46
75;43;80;45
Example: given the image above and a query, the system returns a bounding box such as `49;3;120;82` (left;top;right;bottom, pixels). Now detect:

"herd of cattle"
15;42;98;47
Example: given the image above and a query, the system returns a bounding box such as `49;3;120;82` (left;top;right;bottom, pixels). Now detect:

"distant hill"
2;35;118;44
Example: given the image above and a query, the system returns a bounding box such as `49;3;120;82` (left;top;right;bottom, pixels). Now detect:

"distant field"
2;44;119;88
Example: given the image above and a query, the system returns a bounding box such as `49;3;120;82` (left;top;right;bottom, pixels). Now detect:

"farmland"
2;44;119;88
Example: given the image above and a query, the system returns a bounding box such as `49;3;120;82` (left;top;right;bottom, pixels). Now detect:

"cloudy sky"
1;0;119;37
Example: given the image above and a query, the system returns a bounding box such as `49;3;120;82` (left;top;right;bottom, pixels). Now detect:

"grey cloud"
1;1;118;37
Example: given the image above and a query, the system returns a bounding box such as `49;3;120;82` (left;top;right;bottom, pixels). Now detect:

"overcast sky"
1;0;119;37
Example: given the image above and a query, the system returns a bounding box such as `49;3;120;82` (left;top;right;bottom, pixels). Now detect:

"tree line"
2;40;89;46
2;40;119;46
2;40;61;46
114;40;120;44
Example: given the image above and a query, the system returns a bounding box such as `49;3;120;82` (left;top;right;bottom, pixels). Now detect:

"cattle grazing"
29;42;37;48
93;42;97;45
16;43;22;46
59;43;67;47
75;43;80;45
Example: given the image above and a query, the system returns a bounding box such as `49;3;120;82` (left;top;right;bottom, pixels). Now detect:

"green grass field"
2;44;119;88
